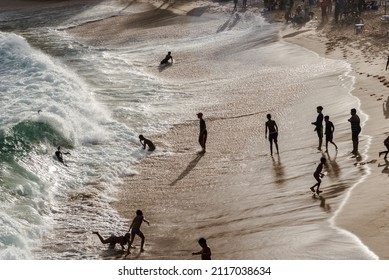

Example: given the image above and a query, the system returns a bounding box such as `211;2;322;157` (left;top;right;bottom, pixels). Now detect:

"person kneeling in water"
139;135;155;151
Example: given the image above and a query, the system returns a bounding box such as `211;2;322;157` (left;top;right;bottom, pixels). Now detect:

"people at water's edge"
310;157;326;195
192;237;211;260
379;135;389;159
125;209;150;257
92;231;130;250
55;146;71;166
197;112;207;153
348;108;361;155
139;135;155;151
312;106;323;150
324;115;338;152
160;51;173;65
265;113;279;156
233;0;238;11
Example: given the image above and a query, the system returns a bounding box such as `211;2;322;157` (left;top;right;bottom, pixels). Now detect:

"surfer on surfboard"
160;51;173;65
55;146;71;166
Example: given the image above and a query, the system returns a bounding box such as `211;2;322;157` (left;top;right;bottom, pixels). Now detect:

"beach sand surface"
4;0;389;259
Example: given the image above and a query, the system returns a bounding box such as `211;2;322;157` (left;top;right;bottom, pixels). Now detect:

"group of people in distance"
265;105;368;195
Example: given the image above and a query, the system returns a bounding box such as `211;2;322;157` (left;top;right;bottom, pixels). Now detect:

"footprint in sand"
378;98;383;101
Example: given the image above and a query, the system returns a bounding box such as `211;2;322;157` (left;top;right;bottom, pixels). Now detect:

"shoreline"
2;0;388;259
280;19;389;259
111;2;388;259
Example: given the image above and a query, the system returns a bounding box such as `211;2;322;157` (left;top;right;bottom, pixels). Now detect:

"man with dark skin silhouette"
265;113;279;156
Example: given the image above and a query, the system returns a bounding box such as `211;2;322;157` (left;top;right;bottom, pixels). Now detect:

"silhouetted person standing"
265;113;279;156
197;112;207;153
348;108;361;155
312;106;324;150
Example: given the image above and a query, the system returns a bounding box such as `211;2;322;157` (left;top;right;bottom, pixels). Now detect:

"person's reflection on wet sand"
383;97;389;119
272;155;285;186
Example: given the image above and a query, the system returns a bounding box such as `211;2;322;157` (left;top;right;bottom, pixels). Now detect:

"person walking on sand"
125;210;150;256
265;113;279;156
197;112;207;153
324;115;338;152
139;135;155;151
192;237;211;260
379;135;389;159
310;157;327;195
348;108;361;155
92;231;130;250
312;106;324;150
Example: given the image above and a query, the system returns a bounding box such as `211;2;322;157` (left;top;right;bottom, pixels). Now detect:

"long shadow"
169;152;204;186
217;12;240;33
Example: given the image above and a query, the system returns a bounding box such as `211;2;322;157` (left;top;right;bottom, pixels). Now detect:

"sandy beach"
277;10;389;259
120;1;389;259
3;0;389;259
68;0;389;259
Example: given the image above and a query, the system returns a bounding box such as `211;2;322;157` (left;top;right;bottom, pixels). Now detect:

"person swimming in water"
55;146;71;166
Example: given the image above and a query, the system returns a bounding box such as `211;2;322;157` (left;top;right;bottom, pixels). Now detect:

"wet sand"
4;0;389;259
281;22;389;260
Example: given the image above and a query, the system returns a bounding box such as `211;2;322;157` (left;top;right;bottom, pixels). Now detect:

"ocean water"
0;1;377;260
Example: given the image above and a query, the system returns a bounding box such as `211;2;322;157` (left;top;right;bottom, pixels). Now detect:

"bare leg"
93;232;112;244
138;232;146;252
318;137;323;150
125;233;136;256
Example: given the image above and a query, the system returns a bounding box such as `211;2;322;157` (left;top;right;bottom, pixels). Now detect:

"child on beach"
139;135;155;151
125;210;150;256
92;231;130;250
310;157;327;195
379;135;389;159
192;238;211;260
324;115;338;152
311;106;324;150
265;113;279;156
